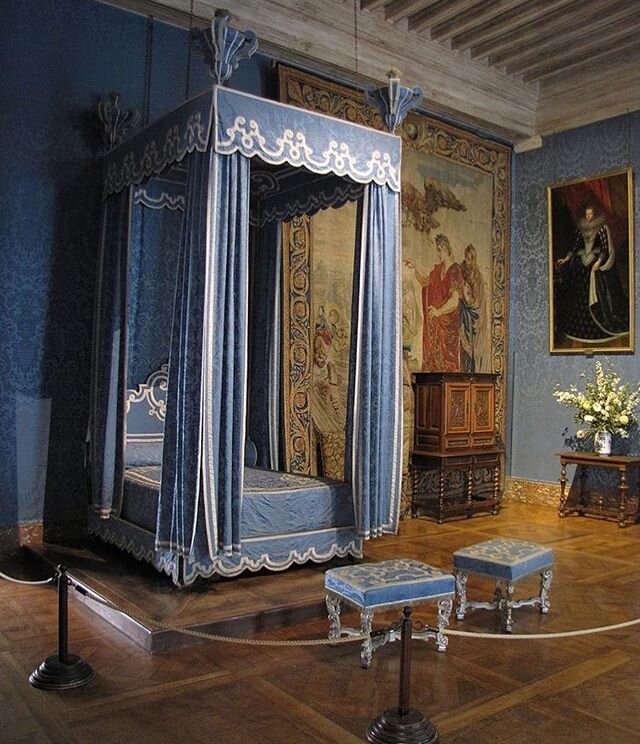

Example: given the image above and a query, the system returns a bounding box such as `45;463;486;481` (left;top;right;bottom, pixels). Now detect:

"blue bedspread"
120;465;355;537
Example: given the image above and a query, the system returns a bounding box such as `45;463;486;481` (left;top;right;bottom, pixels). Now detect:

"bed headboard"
125;363;168;466
124;362;258;467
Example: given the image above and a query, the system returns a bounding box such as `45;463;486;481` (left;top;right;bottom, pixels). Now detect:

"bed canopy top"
90;15;409;584
101;85;400;215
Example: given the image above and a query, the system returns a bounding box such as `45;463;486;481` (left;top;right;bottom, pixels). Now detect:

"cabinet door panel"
445;384;470;433
472;384;495;433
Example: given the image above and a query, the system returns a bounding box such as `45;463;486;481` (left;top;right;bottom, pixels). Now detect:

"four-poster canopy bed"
88;18;405;585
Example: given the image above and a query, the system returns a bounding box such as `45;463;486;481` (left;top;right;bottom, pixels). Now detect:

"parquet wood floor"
2;502;640;742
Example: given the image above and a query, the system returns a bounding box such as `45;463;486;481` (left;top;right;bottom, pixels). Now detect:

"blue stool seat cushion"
325;558;455;609
453;538;553;581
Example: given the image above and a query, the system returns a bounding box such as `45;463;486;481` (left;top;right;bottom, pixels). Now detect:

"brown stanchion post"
29;565;95;690
366;606;440;743
58;564;69;664
398;605;412;717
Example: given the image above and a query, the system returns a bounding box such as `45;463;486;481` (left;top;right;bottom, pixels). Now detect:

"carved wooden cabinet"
410;372;502;523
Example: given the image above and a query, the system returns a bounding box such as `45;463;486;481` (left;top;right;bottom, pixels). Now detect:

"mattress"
120;465;355;537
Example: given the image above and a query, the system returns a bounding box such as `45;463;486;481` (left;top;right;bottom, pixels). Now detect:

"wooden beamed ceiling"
367;0;640;85
98;0;640;144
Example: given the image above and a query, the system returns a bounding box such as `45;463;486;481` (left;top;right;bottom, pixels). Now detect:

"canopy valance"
103;90;213;199
214;87;401;191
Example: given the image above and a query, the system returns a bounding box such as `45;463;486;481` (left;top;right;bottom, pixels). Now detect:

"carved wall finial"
365;69;423;134
95;92;140;151
194;9;258;85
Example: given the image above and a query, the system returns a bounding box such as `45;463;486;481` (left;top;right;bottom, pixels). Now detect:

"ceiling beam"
430;0;528;42
524;34;640;83
360;0;391;11
454;0;576;55
408;0;477;34
384;0;432;24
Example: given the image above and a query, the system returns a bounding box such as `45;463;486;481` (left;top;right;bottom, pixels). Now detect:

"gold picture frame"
278;66;511;501
548;168;634;354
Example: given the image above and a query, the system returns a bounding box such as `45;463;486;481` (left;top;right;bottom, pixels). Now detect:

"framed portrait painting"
548;168;634;354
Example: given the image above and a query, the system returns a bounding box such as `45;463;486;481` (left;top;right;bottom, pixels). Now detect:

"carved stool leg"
436;597;452;651
454;570;468;620
325;594;342;641
360;608;375;669
492;581;503;606
539;568;553;614
503;581;515;633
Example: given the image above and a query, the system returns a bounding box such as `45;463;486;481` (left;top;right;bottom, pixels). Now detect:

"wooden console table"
557;451;640;528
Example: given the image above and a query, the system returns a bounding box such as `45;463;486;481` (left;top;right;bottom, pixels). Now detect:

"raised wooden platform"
28;540;344;653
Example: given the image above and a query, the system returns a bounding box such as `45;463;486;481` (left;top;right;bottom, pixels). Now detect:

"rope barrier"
73;584;365;647
0;569;56;586
70;579;640;647
2;568;639;646
444;616;640;640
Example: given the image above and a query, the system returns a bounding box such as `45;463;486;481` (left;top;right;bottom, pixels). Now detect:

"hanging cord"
184;0;195;100
0;568;57;586
353;0;360;89
143;15;155;125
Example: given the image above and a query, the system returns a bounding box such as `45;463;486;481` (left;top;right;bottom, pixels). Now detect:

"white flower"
620;414;629;425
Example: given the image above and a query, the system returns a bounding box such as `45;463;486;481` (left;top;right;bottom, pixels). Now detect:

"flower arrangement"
553;361;640;439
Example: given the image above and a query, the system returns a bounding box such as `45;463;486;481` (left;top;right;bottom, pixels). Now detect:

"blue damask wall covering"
510;112;640;484
0;0;269;536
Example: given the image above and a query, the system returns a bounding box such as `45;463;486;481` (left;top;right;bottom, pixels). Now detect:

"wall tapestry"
548;168;634;354
279;66;511;506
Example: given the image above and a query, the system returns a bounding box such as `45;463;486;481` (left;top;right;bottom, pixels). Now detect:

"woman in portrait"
555;200;628;343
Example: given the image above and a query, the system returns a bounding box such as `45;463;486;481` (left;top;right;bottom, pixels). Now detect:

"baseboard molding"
0;519;88;556
0;522;43;554
503;477;559;508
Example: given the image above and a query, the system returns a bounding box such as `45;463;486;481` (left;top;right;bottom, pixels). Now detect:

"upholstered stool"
324;558;454;668
453;538;554;633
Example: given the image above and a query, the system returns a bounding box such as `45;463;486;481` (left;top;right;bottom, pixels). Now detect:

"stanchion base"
29;654;95;691
367;707;439;744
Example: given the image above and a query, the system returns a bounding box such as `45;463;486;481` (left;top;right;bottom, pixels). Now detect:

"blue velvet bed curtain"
347;183;402;537
90;187;131;517
157;148;250;566
156;149;208;560
128;195;183;388
248;220;281;470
